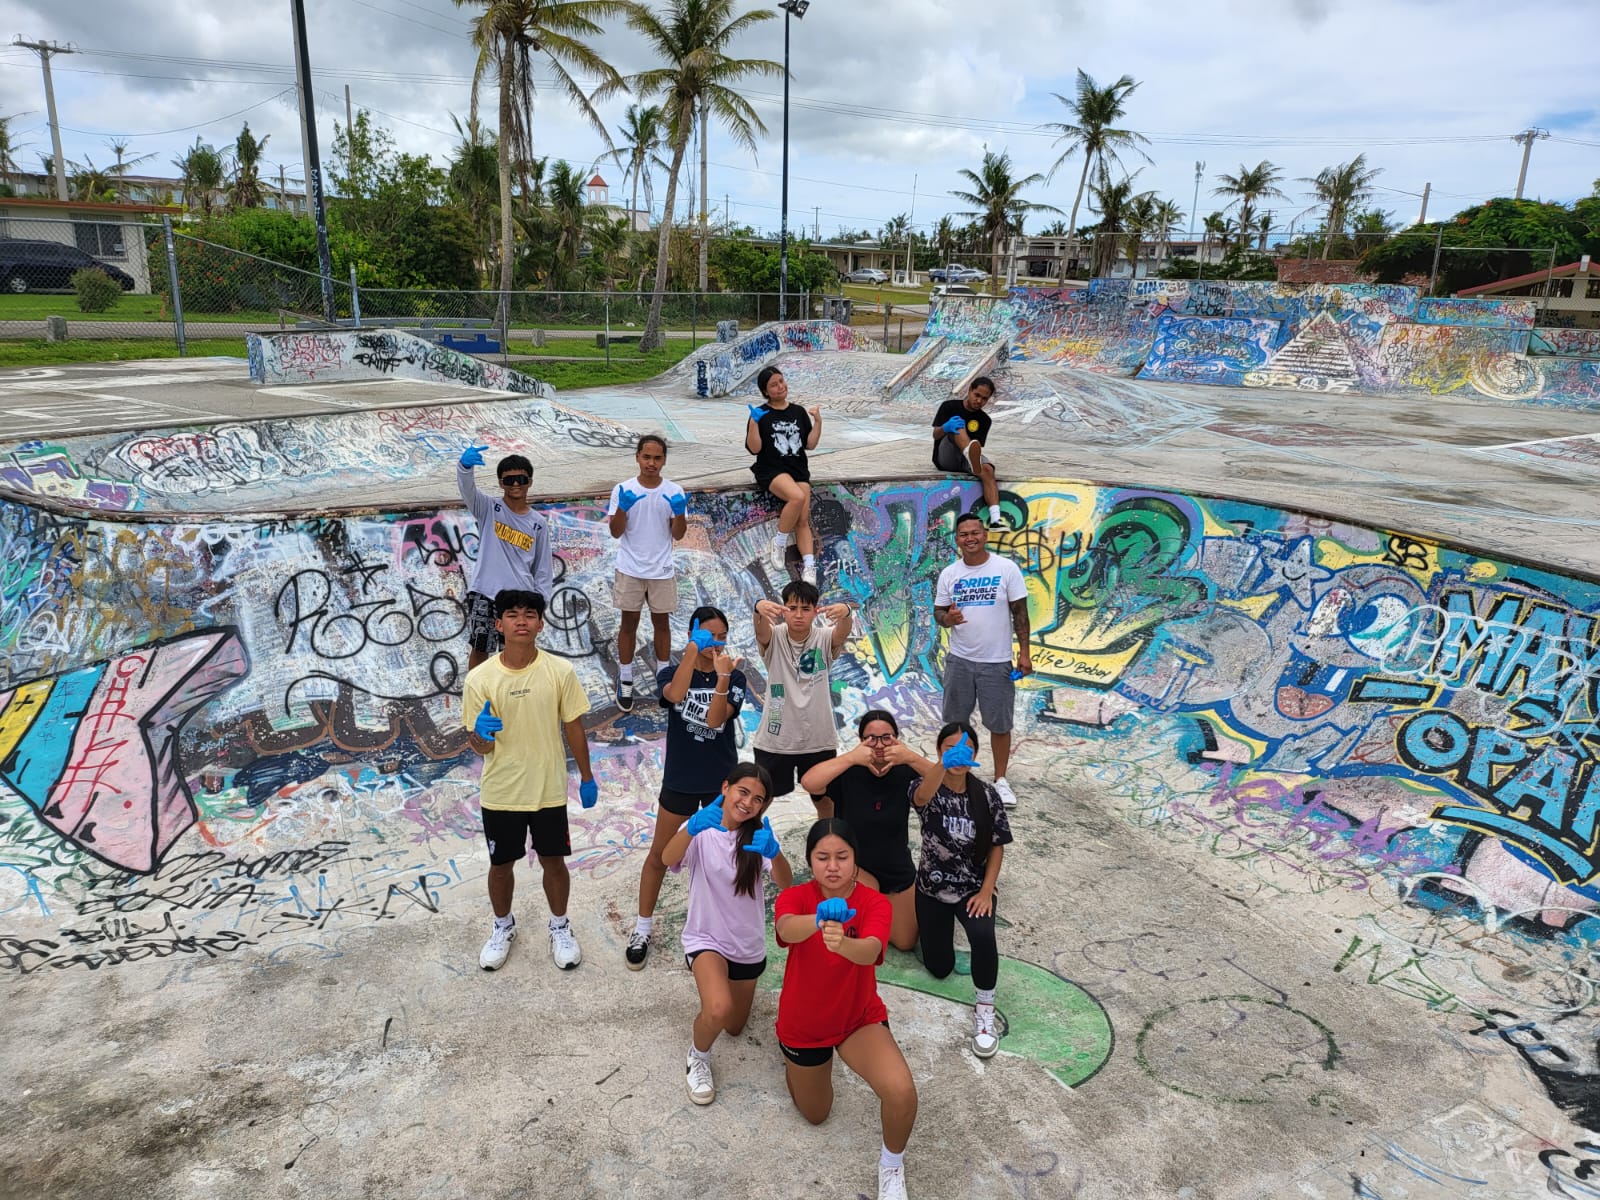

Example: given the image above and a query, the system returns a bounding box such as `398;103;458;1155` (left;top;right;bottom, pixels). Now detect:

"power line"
56;89;296;139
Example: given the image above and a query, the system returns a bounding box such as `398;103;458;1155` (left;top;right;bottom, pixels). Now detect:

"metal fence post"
350;264;361;327
498;289;510;356
161;215;187;356
605;292;612;367
692;292;697;348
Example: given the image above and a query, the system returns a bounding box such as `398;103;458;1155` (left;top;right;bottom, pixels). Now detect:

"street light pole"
1190;160;1204;275
777;0;809;322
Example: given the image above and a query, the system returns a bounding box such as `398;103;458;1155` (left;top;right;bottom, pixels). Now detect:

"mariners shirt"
457;463;555;601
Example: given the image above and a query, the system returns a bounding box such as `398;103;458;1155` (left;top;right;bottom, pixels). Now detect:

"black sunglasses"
499;474;531;487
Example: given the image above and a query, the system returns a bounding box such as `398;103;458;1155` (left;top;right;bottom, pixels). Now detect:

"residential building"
1457;257;1599;327
0;196;179;293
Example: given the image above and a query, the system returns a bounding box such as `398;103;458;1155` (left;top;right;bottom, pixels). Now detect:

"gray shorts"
934;436;991;475
941;654;1015;735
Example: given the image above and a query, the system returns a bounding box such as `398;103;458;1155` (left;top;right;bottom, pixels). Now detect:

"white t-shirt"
605;478;685;579
935;553;1027;663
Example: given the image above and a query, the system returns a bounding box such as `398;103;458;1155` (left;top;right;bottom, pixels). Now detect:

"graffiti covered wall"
674;320;876;397
248;330;554;398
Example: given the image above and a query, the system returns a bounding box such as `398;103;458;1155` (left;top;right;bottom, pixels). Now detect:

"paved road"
0;319;709;341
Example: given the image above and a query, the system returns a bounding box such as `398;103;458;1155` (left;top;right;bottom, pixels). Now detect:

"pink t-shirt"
681;827;772;965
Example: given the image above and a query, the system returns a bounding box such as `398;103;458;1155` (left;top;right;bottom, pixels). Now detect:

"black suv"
0;239;137;293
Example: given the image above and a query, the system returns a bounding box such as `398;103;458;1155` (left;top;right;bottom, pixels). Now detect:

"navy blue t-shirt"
657;665;748;794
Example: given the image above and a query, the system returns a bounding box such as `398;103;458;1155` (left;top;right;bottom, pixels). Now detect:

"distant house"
1458;257;1599;327
584;173;649;233
7;166;307;217
0;196;180;294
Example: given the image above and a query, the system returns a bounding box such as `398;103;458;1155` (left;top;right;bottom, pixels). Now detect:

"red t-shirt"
774;881;891;1048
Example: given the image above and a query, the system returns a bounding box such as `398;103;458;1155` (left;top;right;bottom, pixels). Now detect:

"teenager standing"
606;434;688;711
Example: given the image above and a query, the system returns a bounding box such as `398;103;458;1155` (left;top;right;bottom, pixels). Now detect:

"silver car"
844;267;889;284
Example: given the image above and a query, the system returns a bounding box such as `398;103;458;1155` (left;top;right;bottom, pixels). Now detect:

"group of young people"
452;368;1020;1200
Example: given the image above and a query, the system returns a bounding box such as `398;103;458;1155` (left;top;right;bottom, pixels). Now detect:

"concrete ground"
2;352;1599;1199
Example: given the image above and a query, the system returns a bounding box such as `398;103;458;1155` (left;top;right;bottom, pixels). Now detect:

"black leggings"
915;889;998;991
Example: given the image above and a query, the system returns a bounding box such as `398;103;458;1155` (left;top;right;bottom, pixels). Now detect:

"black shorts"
481;805;571;865
753;464;811;492
861;858;916;895
465;590;502;656
779;1020;890;1068
658;787;721;818
685;949;767;980
754;748;833;803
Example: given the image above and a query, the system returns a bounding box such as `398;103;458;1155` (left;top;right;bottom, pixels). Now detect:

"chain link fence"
0;213;170;343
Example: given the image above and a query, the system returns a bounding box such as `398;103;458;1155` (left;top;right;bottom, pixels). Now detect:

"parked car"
0;239;137;293
929;284;979;299
928;263;990;283
843;267;889;284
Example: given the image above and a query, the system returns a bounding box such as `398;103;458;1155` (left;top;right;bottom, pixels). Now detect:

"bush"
72;267;122;313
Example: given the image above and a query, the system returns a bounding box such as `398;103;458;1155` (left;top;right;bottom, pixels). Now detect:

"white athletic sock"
988;511;1004;528
802;554;816;568
689;1043;712;1063
619;661;634;683
634;915;655;936
975;988;996;1007
494;914;514;930
880;1146;905;1170
549;914;569;930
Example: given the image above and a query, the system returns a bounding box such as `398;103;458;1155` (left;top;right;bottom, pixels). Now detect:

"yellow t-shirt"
462;652;591;812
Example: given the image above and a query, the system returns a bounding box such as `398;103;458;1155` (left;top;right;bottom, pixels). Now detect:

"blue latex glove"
667;492;689;517
815;897;857;927
1010;668;1027;681
473;703;502;742
941;741;978;770
747;403;766;423
579;779;598;809
459;444;488;469
741;817;779;858
616;486;643;513
688;618;724;652
941;415;966;435
686;800;726;836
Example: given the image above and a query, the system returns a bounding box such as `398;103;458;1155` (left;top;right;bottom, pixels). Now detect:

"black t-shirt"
931;398;991;466
657;665;747;794
830;763;918;892
751;403;813;479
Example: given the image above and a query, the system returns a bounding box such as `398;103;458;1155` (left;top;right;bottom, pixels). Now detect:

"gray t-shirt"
457;464;555;601
753;620;838;755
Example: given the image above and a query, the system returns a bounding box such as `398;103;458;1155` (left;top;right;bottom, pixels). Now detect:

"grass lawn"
518;339;700;389
509;335;709;360
0;293;278;323
842;283;932;309
0;337;249;367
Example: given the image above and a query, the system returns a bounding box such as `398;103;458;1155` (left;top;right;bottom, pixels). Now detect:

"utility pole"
289;0;336;322
1512;128;1548;200
345;84;355;192
698;93;710;291
1190;160;1205;272
14;38;74;201
906;173;917;284
1417;181;1430;225
814;206;818;240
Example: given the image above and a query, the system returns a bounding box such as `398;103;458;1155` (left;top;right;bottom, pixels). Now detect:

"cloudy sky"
2;0;1596;244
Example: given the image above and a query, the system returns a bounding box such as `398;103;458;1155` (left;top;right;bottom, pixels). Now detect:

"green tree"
172;138;225;218
1212;161;1285;249
950;149;1059;285
1361;197;1600;293
1041;70;1149;270
932;214;956;267
1301;153;1382;259
229;123;271;209
614;102;667;236
710;237;834;292
0;115;19;193
622;0;782;350
105;138;156;201
331;109;395;200
68;156;117;203
1148;197;1185;273
456;0;626;322
1086;173;1153;277
447;113;500;283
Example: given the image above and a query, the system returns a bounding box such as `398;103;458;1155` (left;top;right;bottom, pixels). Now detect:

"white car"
929;284;978;298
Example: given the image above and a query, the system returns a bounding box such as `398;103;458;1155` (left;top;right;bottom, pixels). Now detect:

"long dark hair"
727;761;774;899
755;365;783;398
856;709;899;739
935;721;993;867
804;817;859;865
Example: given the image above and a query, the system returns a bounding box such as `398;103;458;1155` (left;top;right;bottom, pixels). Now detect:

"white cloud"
0;0;1593;243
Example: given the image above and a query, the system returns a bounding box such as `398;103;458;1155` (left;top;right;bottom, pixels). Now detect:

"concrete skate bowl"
924;280;1600;407
247;328;554;397
9;456;1600;1193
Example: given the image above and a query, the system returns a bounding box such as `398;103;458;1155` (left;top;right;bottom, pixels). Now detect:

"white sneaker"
973;1004;999;1058
878;1162;909;1200
801;562;818;586
479;922;516;970
686;1051;716;1105
550;921;581;969
993;777;1017;808
772;535;790;572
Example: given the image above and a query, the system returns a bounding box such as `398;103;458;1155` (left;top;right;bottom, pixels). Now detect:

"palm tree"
1149;198;1184;274
172;139;225;218
455;0;627;324
1212;161;1285;250
881;212;910;280
448;113;501;282
68;156;117;203
622;0;782;351
1086;172;1154;278
104;138;156;201
1302;153;1383;258
1040;70;1149;273
950;150;1059;287
0;115;18;193
534;159;591;289
614;103;667;237
932;214;956;269
229;123;270;209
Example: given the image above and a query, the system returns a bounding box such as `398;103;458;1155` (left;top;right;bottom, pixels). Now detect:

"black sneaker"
625;929;650;970
616;679;634;712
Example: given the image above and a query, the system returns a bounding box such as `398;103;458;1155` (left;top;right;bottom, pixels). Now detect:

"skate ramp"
663;318;879;397
248;327;554;397
8;433;1600;1195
